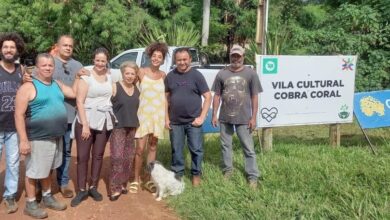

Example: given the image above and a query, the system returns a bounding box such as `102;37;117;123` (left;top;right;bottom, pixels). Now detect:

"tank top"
0;64;22;132
112;82;140;128
26;78;67;140
77;73;114;131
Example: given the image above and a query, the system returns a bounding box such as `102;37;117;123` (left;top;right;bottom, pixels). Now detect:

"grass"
156;123;390;220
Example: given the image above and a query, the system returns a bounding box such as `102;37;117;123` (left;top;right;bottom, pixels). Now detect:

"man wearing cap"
211;44;262;189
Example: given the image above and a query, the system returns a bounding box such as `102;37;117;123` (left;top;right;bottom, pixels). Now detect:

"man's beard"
230;62;243;69
0;52;19;63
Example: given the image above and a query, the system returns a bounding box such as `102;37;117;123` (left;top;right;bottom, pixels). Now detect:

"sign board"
354;90;390;129
256;55;357;127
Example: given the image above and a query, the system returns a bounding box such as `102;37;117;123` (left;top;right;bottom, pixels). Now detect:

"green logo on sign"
262;58;278;74
338;104;350;119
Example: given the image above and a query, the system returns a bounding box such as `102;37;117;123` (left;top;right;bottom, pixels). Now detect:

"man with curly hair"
0;32;25;214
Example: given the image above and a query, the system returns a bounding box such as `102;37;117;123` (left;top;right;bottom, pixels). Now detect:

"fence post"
329;124;340;147
262;128;273;151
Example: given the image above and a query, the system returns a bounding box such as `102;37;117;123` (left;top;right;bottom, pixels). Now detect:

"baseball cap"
230;44;245;56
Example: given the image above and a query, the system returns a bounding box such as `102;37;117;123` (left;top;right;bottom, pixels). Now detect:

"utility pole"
256;0;272;151
201;0;210;46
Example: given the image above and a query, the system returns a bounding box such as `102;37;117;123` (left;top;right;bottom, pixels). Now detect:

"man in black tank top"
0;32;25;214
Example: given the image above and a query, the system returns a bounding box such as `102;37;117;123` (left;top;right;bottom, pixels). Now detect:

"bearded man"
0;32;25;214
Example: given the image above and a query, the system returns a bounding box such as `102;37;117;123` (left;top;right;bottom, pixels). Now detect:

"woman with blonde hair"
109;61;140;201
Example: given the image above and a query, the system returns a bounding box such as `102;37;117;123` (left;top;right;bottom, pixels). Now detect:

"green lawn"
157;123;390;220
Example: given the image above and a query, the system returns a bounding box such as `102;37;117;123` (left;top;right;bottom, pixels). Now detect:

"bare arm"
211;93;220;127
14;83;35;155
192;91;211;127
249;94;259;131
138;68;146;82
112;82;117;97
56;80;76;98
22;69;33;83
160;71;167;79
76;79;91;140
72;68;90;94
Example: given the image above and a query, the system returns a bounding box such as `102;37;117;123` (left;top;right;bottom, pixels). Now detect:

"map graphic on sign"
354;90;390;129
359;96;385;116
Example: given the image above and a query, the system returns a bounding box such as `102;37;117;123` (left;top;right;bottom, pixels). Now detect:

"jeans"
0;131;19;198
170;123;203;177
220;123;259;181
56;124;72;187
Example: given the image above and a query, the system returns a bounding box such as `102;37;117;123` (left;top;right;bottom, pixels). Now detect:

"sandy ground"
0;142;179;220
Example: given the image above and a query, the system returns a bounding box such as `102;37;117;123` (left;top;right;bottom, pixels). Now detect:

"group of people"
0;32;263;219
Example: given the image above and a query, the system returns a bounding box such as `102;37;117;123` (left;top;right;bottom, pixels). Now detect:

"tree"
201;0;211;46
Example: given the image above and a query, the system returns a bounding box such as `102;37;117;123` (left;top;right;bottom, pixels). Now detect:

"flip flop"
128;182;139;194
143;181;157;193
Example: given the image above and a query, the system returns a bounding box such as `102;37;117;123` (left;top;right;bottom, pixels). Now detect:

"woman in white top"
71;48;113;207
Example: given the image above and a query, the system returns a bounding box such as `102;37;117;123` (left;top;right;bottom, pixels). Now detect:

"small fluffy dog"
147;161;185;201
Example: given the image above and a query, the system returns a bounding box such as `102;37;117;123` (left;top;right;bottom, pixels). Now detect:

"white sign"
256;55;357;127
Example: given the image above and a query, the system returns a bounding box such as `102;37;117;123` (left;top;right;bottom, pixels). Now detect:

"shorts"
25;138;63;179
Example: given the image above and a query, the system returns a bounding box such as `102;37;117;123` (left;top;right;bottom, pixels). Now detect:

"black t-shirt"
164;68;209;124
111;82;140;128
0;64;22;132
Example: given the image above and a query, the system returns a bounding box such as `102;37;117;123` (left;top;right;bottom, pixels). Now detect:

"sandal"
128;182;139;194
143;181;157;193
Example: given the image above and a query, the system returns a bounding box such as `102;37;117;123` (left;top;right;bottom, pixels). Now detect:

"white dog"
148;161;185;201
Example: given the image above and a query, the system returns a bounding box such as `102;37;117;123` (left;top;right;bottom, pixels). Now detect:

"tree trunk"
201;0;210;46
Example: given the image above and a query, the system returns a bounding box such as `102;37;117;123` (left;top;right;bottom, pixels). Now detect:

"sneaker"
24;200;48;219
59;186;74;198
70;191;88;207
4;197;18;214
192;175;201;187
42;194;67;211
88;187;103;201
248;180;258;189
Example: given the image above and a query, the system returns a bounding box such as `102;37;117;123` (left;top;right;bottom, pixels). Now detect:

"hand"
23;72;33;83
248;118;257;133
211;115;218;128
19;140;31;155
192;116;205;127
81;125;91;140
165;118;171;130
77;68;90;78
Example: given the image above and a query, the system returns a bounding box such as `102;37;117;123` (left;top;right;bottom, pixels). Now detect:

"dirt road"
0;143;179;220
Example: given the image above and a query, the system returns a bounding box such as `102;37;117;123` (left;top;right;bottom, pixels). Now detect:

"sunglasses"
63;63;70;75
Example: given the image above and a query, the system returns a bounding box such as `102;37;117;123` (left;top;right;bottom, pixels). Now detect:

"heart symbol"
260;107;278;122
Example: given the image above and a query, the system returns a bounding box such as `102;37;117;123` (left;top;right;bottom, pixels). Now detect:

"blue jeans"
170;123;203;177
220;123;259;181
0;131;19;198
56;124;72;187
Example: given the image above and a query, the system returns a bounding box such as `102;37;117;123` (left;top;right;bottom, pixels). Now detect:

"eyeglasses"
63;62;70;75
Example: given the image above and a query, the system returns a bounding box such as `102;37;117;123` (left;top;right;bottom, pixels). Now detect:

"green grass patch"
156;124;390;219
